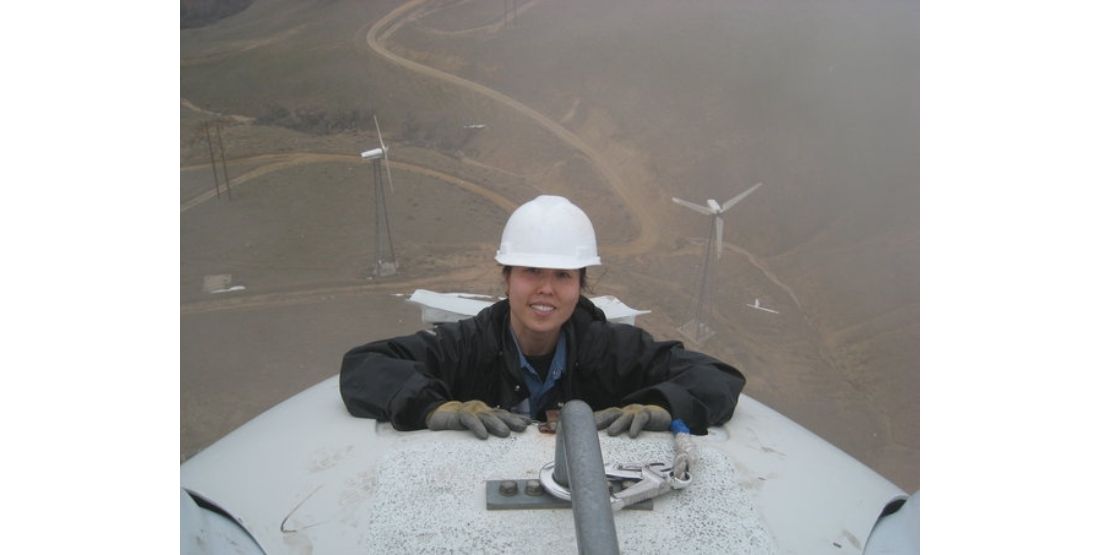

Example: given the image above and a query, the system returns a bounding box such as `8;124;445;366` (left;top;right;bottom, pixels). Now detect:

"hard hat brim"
495;252;601;270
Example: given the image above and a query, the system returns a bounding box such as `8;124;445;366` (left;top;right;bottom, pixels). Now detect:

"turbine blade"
382;155;395;194
373;115;386;150
672;197;713;216
720;182;763;212
373;115;394;193
715;216;724;260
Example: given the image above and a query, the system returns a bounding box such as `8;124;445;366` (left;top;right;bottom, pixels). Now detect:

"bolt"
499;480;518;496
525;480;544;496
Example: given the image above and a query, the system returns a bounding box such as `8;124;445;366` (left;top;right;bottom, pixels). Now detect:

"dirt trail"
180;147;519;314
724;243;803;311
414;0;547;38
182;153;343;212
182;152;516;214
360;0;660;256
180;98;255;124
180;25;307;67
182;265;490;315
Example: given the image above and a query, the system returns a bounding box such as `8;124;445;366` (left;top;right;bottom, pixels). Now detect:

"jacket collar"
488;296;607;384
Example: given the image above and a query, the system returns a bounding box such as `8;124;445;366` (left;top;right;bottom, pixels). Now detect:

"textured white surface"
359;430;776;554
182;377;907;554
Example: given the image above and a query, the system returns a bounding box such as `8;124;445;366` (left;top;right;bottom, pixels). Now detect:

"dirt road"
360;0;659;255
360;0;809;323
182;152;517;215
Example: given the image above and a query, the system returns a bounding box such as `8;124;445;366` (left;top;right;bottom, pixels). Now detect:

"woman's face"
505;267;581;353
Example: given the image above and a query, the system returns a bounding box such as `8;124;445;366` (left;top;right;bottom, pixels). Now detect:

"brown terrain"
181;0;919;491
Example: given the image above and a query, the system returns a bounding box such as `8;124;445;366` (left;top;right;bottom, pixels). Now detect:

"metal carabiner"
538;460;692;511
608;461;692;511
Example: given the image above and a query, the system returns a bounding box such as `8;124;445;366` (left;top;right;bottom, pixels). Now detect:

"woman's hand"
593;404;671;438
426;400;531;439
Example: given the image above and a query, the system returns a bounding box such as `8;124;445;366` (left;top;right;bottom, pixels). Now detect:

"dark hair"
501;266;589;291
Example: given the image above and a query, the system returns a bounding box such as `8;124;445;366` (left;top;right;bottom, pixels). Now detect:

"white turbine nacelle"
463;124;487;129
672;182;762;261
360;145;387;160
671;197;720;216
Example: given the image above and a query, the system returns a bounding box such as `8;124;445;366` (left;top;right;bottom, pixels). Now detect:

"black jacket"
340;296;746;434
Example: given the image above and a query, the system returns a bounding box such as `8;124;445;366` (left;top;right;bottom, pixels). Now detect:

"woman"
340;195;746;439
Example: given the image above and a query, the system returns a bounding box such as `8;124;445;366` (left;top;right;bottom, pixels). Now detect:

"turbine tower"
672;182;763;344
361;115;398;277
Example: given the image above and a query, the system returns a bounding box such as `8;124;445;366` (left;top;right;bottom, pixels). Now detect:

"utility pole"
202;120;233;200
203;122;222;199
214;121;232;200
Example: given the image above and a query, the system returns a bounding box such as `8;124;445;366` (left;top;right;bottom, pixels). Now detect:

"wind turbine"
361;115;398;277
672;182;763;344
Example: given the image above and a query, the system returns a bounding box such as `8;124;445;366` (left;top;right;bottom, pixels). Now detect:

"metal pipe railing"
554;400;620;554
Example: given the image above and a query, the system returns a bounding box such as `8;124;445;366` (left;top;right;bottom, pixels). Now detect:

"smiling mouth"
530;303;555;315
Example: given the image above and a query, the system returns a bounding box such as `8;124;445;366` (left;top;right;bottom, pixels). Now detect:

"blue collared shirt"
509;330;567;418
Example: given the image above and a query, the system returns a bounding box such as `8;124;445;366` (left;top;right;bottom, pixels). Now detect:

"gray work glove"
593;404;672;438
426;400;531;440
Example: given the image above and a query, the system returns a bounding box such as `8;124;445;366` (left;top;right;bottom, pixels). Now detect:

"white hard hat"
495;195;601;269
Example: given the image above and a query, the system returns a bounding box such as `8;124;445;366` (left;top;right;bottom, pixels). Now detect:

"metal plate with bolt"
485;479;654;510
485;400;674;554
